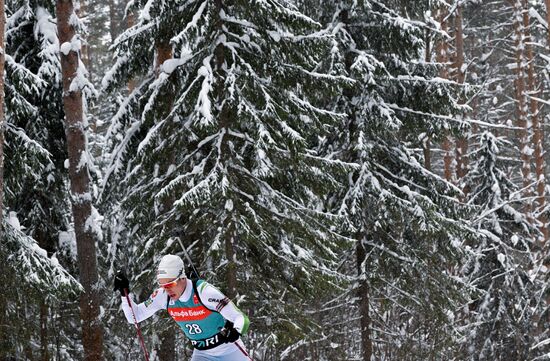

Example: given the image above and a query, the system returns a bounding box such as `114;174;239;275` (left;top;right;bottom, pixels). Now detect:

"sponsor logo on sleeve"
215;297;230;312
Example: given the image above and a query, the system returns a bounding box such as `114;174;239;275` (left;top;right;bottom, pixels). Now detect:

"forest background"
2;0;550;360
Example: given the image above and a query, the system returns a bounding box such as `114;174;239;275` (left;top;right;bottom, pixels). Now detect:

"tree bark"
454;5;468;186
436;6;453;182
76;0;90;75
211;0;238;299
109;0;117;43
40;301;49;361
155;39;172;78
153;33;177;361
510;0;533;216
339;7;373;359
56;0;104;359
522;0;547;240
357;235;372;361
157;328;175;361
127;8;136;92
423;29;432;171
0;0;5;237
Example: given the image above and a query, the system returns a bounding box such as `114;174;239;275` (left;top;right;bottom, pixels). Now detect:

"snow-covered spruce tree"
465;0;548;236
4;0;70;258
1;0;95;358
460;132;546;360
102;0;350;357
295;1;472;359
0;221;81;358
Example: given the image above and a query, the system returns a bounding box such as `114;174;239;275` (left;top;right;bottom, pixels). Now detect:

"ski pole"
123;289;150;361
175;233;200;278
235;342;254;361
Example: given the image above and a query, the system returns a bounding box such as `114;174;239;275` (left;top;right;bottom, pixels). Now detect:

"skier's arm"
198;282;250;335
121;288;167;324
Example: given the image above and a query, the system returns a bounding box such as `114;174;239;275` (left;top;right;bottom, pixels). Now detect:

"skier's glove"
220;321;240;343
114;270;130;297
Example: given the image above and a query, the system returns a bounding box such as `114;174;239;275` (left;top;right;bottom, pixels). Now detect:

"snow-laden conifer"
0;1;86;358
102;0;351;355
306;1;471;359
460;132;546;360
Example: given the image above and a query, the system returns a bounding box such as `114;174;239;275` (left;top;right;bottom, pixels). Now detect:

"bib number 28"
185;324;203;335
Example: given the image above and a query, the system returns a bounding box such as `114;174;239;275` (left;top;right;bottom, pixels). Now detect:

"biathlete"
114;254;251;361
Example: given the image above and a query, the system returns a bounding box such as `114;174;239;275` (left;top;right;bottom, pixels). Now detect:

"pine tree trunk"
436;6;453;182
0;0;5;236
510;0;533;215
212;0;238;298
423;29;432;171
127;8;136;92
157;328;175;361
522;0;547;239
357;235;372;361
224;222;237;299
153;38;177;361
155;40;172;77
76;0;90;75
40;301;49;361
35;231;55;361
454;5;468;186
56;0;104;359
339;7;373;359
109;0;117;43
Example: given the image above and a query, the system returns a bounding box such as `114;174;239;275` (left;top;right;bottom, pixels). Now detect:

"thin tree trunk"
0;295;6;359
522;0;547;239
546;0;550;47
155;40;172;77
109;0;117;43
436;6;453;181
56;0;104;359
357;234;372;361
423;137;432;172
423;29;432;171
35;231;55;361
510;0;533;216
127;8;136;92
454;5;468;186
40;301;49;361
153;35;177;361
76;0;90;74
339;6;373;359
212;0;238;299
157;327;175;361
0;0;4;350
0;0;5;236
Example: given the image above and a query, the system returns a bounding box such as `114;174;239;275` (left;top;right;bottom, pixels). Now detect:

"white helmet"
157;254;186;280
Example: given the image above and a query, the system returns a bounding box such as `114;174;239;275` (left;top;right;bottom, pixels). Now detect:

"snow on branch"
2;220;81;295
6;122;53;159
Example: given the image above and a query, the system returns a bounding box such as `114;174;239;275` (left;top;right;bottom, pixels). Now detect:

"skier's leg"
190;351;216;361
190;342;252;361
221;349;250;360
221;343;252;361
